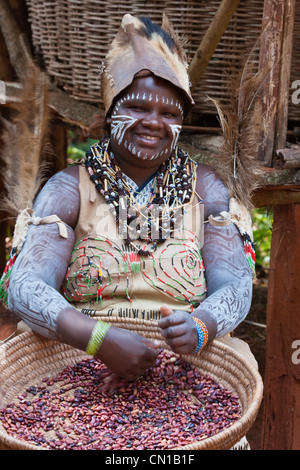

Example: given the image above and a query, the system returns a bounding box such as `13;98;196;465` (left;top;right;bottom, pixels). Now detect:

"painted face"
108;75;184;169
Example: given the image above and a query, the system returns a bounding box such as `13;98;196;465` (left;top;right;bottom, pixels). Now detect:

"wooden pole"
0;17;15;273
257;0;285;166
262;204;300;449
188;0;241;92
0;140;8;275
274;0;296;152
274;148;300;169
252;184;300;207
0;0;32;79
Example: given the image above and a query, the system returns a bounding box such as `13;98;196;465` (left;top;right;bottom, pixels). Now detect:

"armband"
193;317;208;353
86;320;111;356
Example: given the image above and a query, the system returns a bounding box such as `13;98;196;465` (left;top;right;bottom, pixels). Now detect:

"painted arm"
159;163;253;352
8;165;159;379
196;163;253;337
8;166;80;340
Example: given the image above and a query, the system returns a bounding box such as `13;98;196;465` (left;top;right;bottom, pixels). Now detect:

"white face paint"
110;90;183;161
111;114;138;146
169;124;182;152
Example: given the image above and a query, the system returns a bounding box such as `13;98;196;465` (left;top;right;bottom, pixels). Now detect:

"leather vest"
62;165;207;321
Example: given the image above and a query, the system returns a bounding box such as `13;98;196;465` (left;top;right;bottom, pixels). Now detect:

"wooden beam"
0;1;17;273
262;203;300;449
252;184;300;207
188;0;241;92
257;0;285;166
274;148;300;169
274;0;296;152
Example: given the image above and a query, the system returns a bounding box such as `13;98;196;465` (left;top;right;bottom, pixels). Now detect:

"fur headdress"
100;14;194;116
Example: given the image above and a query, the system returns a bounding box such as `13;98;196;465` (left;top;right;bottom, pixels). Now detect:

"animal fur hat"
101;14;194;116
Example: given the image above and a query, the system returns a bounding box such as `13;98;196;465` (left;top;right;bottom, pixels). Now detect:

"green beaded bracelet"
86;321;111;356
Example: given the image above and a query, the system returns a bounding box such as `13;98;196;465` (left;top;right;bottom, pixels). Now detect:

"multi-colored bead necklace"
84;137;197;255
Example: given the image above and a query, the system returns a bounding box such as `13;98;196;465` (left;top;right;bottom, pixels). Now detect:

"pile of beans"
0;350;241;450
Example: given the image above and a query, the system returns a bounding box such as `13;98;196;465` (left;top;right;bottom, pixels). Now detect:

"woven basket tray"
0;318;263;450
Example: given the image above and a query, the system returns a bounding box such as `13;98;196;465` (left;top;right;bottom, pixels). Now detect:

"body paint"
111;92;183;160
111;115;138;145
169;124;182;151
113;93;183;119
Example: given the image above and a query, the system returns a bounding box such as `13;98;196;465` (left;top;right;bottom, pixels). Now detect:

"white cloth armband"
13;208;68;254
207;197;256;276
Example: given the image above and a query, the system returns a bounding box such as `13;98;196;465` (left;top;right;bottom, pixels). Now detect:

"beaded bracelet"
193;317;208;353
86;321;111;356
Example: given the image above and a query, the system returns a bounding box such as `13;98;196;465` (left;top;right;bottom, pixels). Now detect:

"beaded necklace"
84;137;197;255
